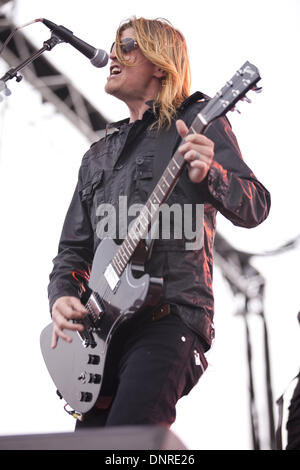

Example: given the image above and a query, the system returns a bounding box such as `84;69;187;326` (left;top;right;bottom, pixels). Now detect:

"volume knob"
88;373;101;384
79;391;93;402
88;354;100;365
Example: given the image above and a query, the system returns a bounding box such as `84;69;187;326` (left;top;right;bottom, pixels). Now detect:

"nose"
109;44;117;59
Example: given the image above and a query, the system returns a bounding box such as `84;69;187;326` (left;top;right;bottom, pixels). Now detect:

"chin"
104;82;113;95
105;86;126;104
105;82;120;98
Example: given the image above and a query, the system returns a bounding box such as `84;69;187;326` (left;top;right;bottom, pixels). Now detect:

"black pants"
76;310;207;429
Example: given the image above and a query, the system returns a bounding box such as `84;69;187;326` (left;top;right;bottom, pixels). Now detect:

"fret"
167;166;175;178
119;246;128;264
116;250;126;267
193;113;207;133
162;176;170;188
140;213;149;229
117;253;125;268
151;192;161;205
114;257;123;277
164;170;174;186
113;255;122;271
111;258;120;276
138;218;147;232
126;234;135;250
157;183;166;197
124;238;134;254
149;200;158;212
130;223;142;241
172;158;180;170
136;220;146;237
144;204;152;218
122;241;131;257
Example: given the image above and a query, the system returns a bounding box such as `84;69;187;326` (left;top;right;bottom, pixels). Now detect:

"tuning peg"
230;106;241;114
242;95;252;104
252;85;263;93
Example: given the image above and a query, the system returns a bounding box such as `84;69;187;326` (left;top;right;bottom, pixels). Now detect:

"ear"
153;66;166;79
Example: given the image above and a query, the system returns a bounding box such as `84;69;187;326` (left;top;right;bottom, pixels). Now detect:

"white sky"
0;0;299;450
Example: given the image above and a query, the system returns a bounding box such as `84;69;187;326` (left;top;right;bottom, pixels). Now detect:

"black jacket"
48;92;271;350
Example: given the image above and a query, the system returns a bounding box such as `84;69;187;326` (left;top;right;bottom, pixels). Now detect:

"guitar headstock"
200;61;261;125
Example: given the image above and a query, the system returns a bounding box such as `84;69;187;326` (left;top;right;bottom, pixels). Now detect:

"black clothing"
48;91;271;350
75;309;207;428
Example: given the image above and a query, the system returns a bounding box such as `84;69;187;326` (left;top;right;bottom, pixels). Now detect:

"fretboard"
111;112;207;276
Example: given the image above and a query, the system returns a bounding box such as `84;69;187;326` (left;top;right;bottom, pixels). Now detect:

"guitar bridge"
87;292;104;326
75;293;104;347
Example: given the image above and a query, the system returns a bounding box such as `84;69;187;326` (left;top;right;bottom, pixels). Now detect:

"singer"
48;17;271;429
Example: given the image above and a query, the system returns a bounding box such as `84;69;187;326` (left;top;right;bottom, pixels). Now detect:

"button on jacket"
48;92;271;350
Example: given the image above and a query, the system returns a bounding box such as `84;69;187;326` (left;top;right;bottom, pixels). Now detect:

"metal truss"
0;10;108;142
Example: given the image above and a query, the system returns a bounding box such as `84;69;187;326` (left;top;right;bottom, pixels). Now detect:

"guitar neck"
111;113;207;276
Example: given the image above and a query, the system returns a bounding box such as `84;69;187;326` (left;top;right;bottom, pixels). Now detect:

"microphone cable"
0;18;43;56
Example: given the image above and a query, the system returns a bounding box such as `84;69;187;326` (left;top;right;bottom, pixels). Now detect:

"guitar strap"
144;219;159;261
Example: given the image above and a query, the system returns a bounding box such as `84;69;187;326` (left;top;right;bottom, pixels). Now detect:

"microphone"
41;18;108;68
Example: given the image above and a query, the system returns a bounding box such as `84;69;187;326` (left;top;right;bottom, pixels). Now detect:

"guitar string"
87;153;181;319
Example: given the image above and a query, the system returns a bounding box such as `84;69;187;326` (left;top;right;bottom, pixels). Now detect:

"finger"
184;132;214;147
51;327;58;349
176;120;214;147
188;162;208;183
190;159;209;170
56;315;85;333
52;307;84;332
176;119;189;139
69;297;88;315
54;303;87;321
51;324;73;349
178;140;214;158
183;149;212;164
52;296;88;318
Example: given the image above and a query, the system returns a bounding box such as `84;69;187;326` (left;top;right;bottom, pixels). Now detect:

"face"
105;27;163;105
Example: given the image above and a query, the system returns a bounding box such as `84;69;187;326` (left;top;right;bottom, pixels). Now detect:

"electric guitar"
40;61;261;414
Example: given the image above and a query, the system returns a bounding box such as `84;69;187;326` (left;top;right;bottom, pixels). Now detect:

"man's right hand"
51;296;88;349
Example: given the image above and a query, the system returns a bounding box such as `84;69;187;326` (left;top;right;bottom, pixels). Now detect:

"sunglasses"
110;37;139;54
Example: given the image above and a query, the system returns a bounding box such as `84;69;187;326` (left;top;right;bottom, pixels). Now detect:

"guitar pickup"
104;263;120;292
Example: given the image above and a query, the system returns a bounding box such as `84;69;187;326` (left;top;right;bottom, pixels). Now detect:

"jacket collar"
106;91;208;132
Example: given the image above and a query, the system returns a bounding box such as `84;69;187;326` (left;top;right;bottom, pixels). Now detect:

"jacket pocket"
134;154;154;202
79;170;104;203
78;170;104;236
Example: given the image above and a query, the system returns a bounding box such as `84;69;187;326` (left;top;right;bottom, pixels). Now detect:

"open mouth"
110;65;122;77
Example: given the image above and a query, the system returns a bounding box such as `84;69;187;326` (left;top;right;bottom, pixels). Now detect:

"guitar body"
40;238;162;414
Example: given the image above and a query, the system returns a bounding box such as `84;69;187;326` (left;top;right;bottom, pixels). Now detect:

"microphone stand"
0;33;63;95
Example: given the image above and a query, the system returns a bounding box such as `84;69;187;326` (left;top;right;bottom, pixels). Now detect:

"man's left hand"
176;119;214;183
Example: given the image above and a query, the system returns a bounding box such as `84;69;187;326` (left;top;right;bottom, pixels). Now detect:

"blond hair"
114;17;191;129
